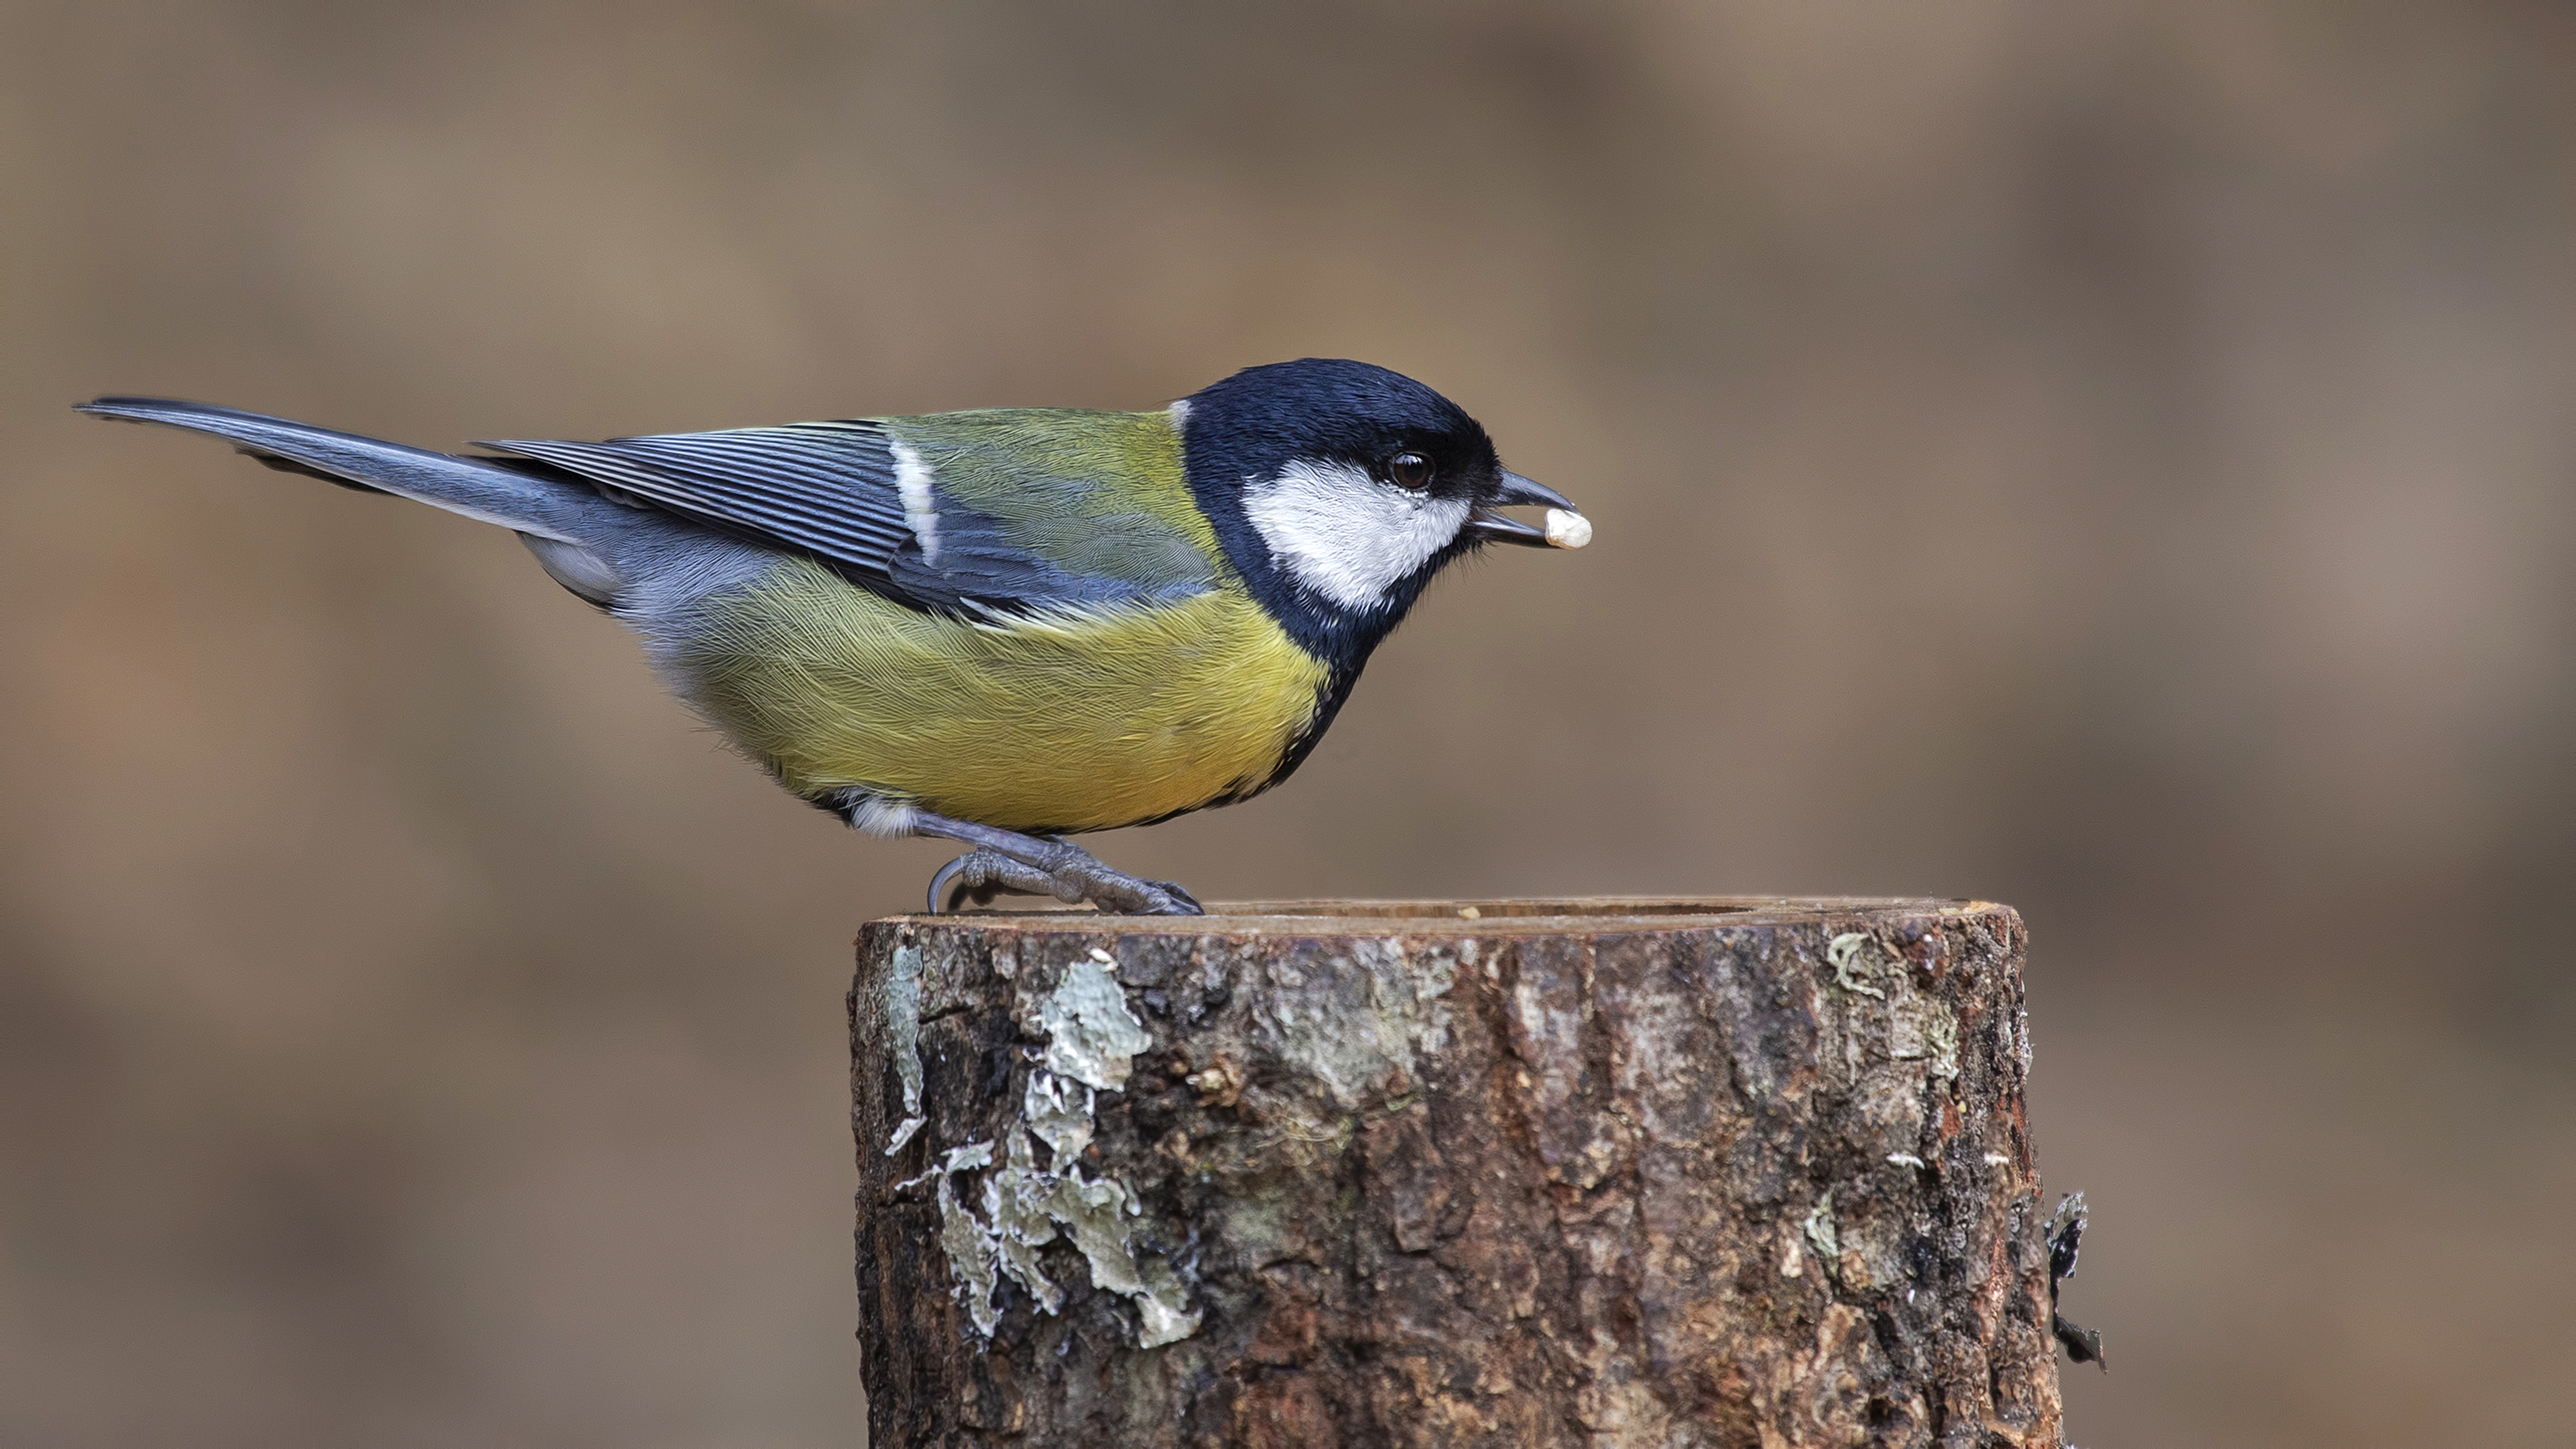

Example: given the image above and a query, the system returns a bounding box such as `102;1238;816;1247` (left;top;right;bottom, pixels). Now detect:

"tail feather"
77;396;598;543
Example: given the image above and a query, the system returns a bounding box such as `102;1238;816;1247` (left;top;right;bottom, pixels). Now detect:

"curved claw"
927;853;968;914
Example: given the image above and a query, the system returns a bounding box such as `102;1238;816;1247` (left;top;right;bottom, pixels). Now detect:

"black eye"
1389;452;1434;490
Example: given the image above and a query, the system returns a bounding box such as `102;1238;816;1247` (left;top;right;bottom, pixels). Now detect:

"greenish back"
880;408;1224;600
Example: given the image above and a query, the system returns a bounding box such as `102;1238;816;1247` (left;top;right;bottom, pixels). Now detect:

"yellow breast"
679;558;1332;833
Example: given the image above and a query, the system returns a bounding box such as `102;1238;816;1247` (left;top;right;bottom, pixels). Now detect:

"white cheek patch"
1242;460;1472;610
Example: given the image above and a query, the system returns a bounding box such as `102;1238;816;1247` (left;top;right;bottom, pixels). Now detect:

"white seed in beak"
1544;508;1593;549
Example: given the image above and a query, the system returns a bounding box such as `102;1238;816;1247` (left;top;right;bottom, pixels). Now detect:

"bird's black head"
1176;359;1580;675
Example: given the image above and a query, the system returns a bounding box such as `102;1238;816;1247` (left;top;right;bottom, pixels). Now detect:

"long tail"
77;396;605;545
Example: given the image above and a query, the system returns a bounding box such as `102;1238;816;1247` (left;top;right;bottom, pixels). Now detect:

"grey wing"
481;422;916;587
478;423;1179;616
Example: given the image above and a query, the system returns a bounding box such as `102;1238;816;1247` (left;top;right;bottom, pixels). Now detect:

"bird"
77;358;1589;916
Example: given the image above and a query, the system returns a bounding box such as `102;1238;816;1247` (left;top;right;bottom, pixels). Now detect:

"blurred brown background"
3;2;2571;1445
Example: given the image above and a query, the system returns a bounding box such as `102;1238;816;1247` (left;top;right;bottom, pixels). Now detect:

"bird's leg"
908;812;1204;916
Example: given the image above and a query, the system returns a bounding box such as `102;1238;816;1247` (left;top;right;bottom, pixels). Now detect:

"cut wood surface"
851;898;2061;1448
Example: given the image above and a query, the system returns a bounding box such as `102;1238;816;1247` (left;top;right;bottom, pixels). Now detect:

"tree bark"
851;898;2061;1448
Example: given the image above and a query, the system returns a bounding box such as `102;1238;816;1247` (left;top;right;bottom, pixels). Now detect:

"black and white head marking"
1179;359;1510;673
1242;460;1474;610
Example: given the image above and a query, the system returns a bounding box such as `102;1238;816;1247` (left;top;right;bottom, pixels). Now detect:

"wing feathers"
478;415;1213;619
480;424;915;581
87;400;1216;620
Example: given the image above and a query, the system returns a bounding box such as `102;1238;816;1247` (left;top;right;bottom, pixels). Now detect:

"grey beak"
1467;472;1588;548
1492;471;1574;511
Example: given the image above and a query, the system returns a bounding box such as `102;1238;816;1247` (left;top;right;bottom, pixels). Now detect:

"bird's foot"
928;848;1065;912
911;814;1203;916
1032;852;1201;916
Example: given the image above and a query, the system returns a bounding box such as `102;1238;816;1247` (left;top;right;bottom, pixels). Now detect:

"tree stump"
850;898;2061;1448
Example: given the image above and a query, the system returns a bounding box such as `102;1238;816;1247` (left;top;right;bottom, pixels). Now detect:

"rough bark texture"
852;898;2060;1448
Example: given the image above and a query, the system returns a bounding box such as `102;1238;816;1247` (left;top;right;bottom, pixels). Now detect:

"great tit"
78;358;1588;915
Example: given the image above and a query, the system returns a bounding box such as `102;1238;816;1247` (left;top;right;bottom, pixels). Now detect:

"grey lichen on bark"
851;898;2062;1448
